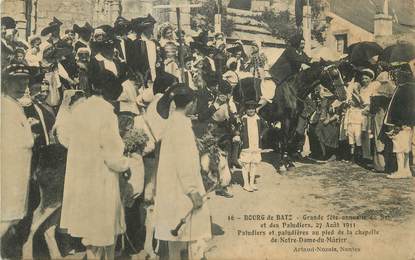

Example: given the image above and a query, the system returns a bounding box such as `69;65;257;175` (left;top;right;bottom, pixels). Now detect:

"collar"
141;35;151;41
95;53;111;62
242;114;260;120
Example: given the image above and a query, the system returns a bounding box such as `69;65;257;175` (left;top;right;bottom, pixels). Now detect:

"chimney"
374;0;393;37
302;0;312;54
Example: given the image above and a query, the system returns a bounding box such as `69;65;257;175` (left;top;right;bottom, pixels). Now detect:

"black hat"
14;47;26;55
2;63;31;80
245;100;260;108
131;14;156;33
389;43;415;65
93;70;123;101
226;44;244;55
97;24;115;39
114;16;131;34
218;79;232;95
1;16;16;29
193;30;209;45
153;71;179;95
73;22;93;35
41;17;62;36
156;83;194;119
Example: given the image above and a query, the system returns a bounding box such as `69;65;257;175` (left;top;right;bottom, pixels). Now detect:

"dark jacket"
270;46;311;85
114;38;132;63
126;38;161;81
240;115;267;149
23;102;56;148
385;81;415;126
196;87;217;122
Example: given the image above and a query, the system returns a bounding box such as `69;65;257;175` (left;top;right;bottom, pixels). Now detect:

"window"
335;34;348;54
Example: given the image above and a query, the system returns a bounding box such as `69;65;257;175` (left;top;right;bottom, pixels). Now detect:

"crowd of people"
1;12;414;260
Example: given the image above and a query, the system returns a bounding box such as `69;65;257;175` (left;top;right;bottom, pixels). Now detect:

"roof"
330;0;415;34
228;0;252;11
226;6;285;46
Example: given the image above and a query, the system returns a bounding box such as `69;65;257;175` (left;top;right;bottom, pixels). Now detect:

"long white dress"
1;96;34;221
60;96;129;247
154;111;211;242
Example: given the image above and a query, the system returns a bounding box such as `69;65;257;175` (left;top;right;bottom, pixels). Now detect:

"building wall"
35;0;95;34
1;0;28;39
325;12;374;54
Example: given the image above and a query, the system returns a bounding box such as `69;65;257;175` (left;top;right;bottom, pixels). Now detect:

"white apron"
60;96;128;246
154;111;211;242
1;96;34;221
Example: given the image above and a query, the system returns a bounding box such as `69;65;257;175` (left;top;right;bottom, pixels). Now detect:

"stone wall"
1;0;192;39
1;0;28;39
34;0;94;34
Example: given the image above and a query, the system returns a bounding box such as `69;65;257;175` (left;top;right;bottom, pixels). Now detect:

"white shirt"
142;35;157;81
245;114;260;149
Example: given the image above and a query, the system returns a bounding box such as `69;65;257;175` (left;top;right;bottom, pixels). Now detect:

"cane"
170;185;219;237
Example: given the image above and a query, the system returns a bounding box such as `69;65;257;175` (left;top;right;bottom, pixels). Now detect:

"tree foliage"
256;10;299;42
190;0;235;36
256;1;329;44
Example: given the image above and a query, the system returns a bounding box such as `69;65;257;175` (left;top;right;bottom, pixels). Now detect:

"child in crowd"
26;35;42;67
344;68;375;163
239;100;266;192
163;41;181;80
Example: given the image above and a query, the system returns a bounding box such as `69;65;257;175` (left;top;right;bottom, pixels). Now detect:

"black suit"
1;40;14;67
270;46;311;85
126;38;161;81
114;38;132;64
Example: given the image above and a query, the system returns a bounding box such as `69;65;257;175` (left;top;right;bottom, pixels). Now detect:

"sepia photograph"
1;0;414;259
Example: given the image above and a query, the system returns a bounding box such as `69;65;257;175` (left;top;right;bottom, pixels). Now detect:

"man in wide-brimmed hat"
1;16;17;67
1;63;34;239
73;22;93;53
128;14;161;84
40;17;62;48
114;16;132;63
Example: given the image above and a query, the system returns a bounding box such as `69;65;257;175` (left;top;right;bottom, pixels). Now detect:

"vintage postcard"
1;0;414;259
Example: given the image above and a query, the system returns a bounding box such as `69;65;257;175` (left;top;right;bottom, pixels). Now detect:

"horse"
233;60;348;171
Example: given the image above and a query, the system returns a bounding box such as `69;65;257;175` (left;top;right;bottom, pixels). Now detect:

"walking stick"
170;184;219;236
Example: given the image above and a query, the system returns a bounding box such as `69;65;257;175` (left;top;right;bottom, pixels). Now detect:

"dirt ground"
204;157;415;260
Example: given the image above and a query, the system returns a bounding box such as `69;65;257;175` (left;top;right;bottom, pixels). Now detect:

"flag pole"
176;7;186;84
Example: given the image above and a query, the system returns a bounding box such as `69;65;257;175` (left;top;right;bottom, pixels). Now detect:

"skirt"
239;149;261;164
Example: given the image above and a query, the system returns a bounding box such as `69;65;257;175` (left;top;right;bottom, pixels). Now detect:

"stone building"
1;0;194;39
326;0;415;53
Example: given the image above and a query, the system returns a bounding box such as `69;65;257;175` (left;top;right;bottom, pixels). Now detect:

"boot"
215;186;233;198
354;146;363;165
